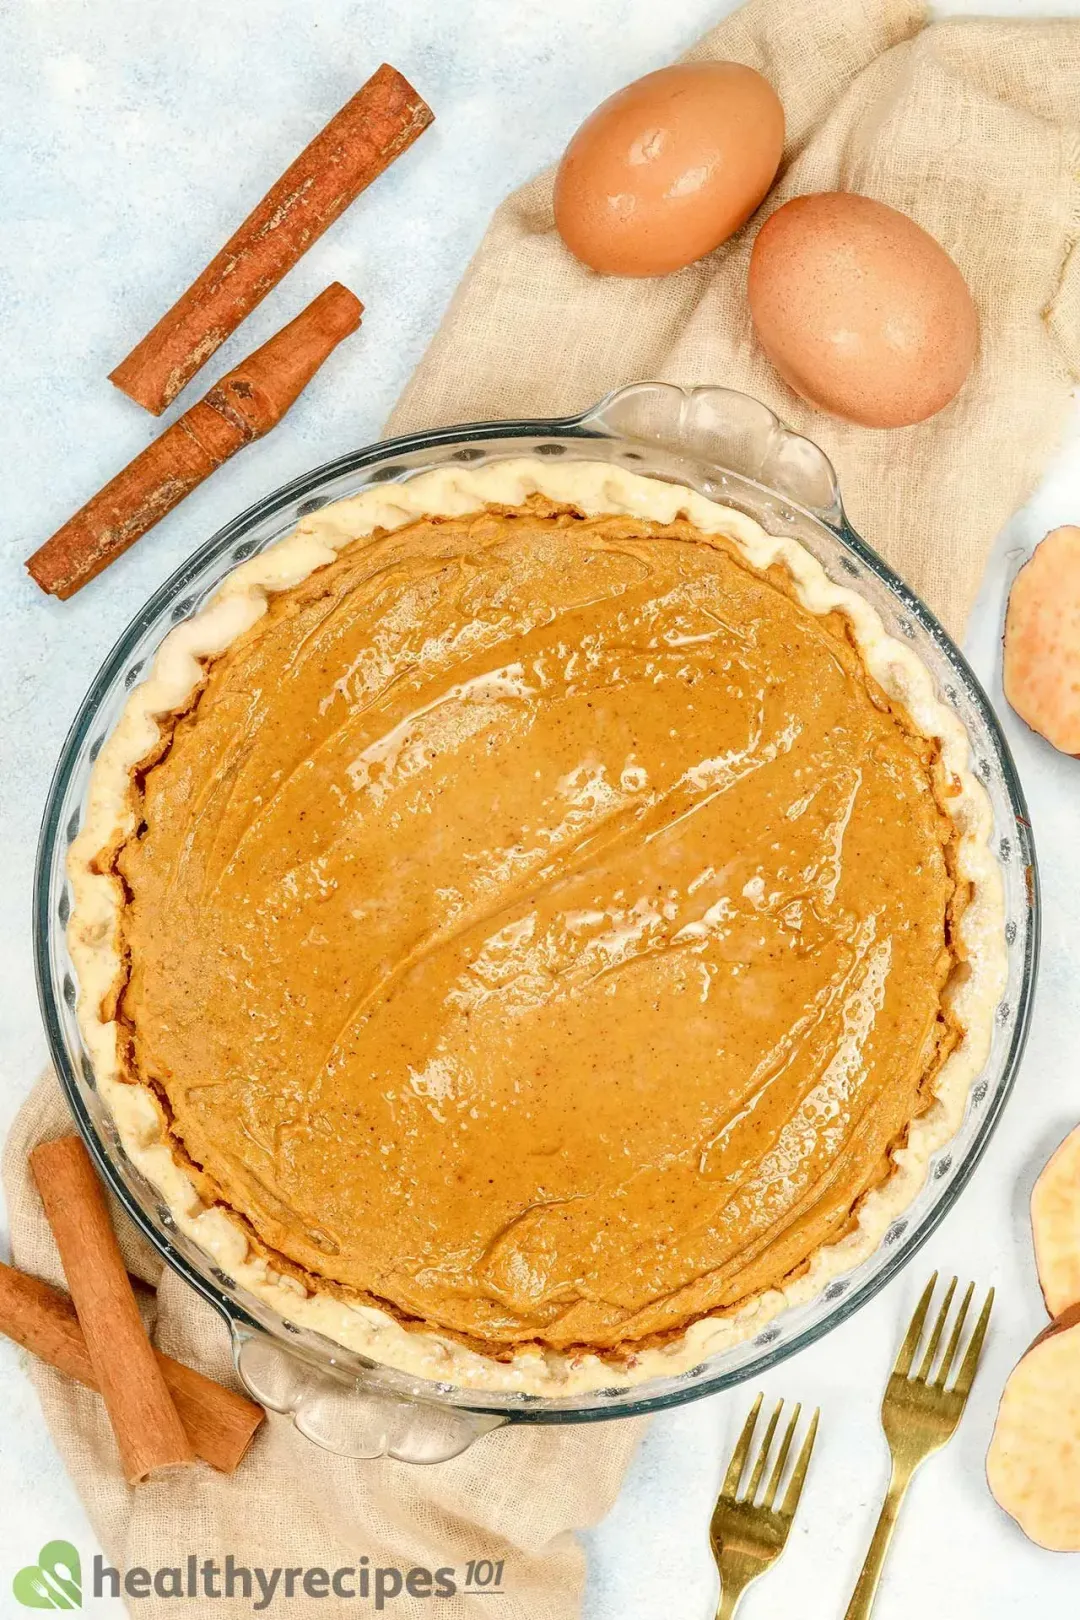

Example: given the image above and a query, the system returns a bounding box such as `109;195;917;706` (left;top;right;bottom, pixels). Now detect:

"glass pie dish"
35;382;1038;1462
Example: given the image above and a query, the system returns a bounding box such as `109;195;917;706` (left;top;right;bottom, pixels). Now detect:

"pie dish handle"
231;1325;507;1462
574;381;846;529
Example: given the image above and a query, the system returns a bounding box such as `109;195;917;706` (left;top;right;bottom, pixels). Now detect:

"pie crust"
68;458;1006;1396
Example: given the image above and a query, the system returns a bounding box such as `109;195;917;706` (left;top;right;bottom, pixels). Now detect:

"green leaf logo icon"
12;1542;82;1608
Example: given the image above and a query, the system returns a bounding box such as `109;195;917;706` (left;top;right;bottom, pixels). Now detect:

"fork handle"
715;1571;752;1620
843;1458;917;1620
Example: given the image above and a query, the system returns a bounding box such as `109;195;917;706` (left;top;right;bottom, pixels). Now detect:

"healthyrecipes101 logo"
13;1542;82;1609
13;1542;506;1609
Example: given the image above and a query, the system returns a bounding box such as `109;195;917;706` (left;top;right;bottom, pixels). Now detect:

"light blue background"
2;3;1079;1616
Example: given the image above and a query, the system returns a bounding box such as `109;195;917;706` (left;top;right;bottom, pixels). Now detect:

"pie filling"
111;499;963;1360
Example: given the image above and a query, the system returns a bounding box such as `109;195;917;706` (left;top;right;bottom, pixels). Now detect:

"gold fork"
844;1274;994;1620
709;1393;819;1618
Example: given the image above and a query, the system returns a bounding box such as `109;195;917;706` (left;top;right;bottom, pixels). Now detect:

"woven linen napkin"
7;1;1080;1616
390;0;1080;638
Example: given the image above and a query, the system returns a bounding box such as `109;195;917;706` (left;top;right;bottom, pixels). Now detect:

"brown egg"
554;62;784;278
747;192;978;428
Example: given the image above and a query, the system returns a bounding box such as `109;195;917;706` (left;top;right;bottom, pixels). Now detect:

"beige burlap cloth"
6;0;1080;1615
390;0;1080;637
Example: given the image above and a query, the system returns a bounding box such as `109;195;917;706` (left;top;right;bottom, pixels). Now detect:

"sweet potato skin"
986;1313;1080;1551
1003;525;1080;755
1032;1125;1080;1318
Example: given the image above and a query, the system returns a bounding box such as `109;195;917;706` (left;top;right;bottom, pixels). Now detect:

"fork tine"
745;1399;783;1502
934;1280;974;1389
779;1408;819;1520
764;1402;801;1511
722;1393;762;1497
892;1273;937;1378
950;1288;994;1398
916;1275;957;1382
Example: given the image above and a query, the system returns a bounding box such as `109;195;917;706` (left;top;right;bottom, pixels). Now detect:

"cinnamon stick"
0;1261;263;1472
29;1136;195;1483
110;63;432;413
27;281;362;599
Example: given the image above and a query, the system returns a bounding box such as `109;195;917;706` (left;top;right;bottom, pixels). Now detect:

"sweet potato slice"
987;1308;1080;1551
1032;1124;1080;1317
1003;525;1080;755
